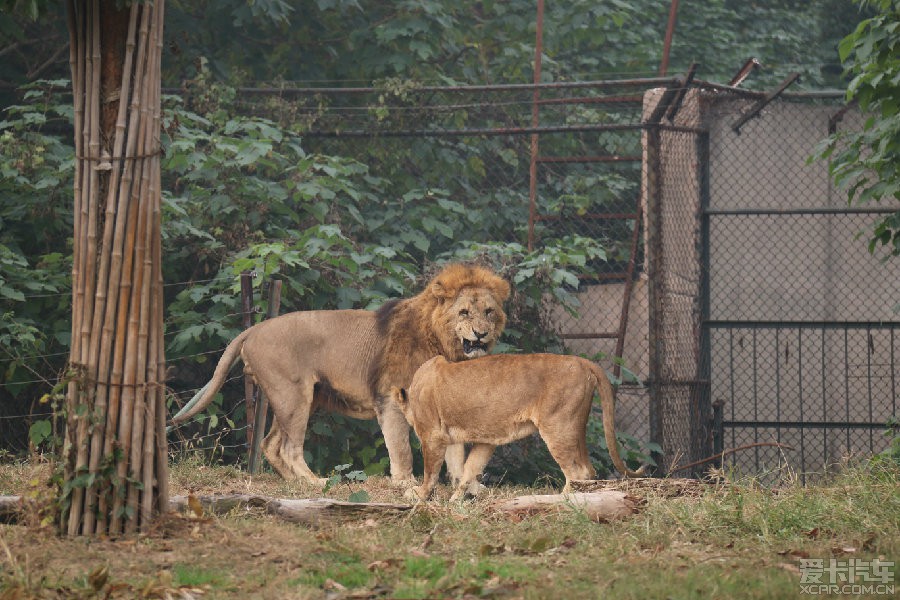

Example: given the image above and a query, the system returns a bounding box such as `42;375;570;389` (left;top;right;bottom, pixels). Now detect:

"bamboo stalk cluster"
63;0;168;536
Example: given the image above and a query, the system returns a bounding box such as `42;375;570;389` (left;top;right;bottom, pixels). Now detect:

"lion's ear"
490;277;511;302
429;280;450;300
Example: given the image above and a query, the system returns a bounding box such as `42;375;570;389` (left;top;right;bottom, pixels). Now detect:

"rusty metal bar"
828;100;857;134
647;79;684;125
535;94;643;106
249;278;282;474
659;0;680;76
534;211;639;222
664;62;697;122
527;0;545;252
303;122;653;138
729;58;760;87
612;193;645;379
690;79;844;100
537;155;640;164
580;272;631;281
559;332;620;340
179;77;679;97
731;72;801;133
240;271;256;453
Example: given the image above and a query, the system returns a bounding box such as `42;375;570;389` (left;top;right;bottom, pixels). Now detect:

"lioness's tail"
170;328;253;424
587;361;646;478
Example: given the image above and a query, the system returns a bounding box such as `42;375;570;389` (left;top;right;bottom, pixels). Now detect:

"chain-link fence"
228;79;898;479
647;85;899;481
237;79;662;450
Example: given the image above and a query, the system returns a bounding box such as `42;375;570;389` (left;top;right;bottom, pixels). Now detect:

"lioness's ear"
390;386;409;408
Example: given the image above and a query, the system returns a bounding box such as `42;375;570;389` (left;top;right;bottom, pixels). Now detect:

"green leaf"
0;287;25;301
28;419;52;446
348;490;370;503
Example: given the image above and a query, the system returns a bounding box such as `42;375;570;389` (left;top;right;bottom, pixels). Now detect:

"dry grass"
0;457;897;599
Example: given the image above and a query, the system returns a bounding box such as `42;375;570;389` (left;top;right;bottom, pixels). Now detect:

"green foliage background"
0;0;875;484
813;0;900;258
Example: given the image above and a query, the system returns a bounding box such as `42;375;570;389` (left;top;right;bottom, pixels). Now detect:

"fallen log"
492;490;643;522
0;495;22;523
169;494;412;526
0;489;643;527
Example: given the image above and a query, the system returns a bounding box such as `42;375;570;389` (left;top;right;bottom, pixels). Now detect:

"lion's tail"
169;328;253;425
587;360;646;478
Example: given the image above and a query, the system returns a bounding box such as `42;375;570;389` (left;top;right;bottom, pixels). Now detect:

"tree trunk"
62;0;167;537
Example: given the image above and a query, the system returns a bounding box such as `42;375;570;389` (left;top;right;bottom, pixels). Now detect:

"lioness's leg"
375;400;415;485
413;437;448;501
444;444;466;485
450;443;496;501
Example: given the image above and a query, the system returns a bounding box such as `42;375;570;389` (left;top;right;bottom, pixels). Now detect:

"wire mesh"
651;86;899;480
233;81;898;479
240;81;659;449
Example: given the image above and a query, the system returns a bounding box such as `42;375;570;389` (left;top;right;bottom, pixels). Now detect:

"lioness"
391;353;645;501
171;263;510;485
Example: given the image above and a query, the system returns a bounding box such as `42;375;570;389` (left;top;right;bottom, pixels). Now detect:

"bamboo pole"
121;18;157;533
63;3;83;528
64;0;167;537
149;0;168;520
66;2;83;381
86;2;140;537
68;0;102;537
110;2;153;535
141;0;167;528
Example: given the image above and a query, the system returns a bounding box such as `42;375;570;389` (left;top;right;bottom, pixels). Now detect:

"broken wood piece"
492;490;642;522
169;494;412;526
0;495;22;523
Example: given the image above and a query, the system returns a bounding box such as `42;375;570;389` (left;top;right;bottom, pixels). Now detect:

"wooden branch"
169;495;412;527
2;490;644;528
0;496;22;523
492;490;642;522
668;442;796;474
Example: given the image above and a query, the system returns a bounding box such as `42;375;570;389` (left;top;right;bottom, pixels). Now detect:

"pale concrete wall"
550;276;650;444
556;89;897;476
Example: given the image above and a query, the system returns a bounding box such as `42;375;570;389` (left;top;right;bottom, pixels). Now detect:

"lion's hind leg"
261;419;291;477
261;377;328;487
449;443;496;501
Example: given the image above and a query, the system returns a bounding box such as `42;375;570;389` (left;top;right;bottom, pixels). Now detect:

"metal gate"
648;85;899;481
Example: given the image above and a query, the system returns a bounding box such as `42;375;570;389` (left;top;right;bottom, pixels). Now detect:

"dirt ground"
0;459;895;599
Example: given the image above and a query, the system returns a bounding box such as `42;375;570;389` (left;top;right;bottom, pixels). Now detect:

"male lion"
391;353;645;501
171;263;510;485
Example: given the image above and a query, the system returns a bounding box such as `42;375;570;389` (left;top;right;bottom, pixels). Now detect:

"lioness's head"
427;264;510;360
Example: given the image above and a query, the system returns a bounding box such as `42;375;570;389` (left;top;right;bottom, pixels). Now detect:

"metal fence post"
248;278;282;474
240;271;257;456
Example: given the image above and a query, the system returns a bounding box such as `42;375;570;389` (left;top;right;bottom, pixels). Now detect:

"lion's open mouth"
462;338;488;356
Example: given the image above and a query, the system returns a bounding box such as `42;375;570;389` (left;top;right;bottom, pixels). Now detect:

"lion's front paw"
465;481;487;497
391;476;418;489
403;486;429;502
450;480;487;501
